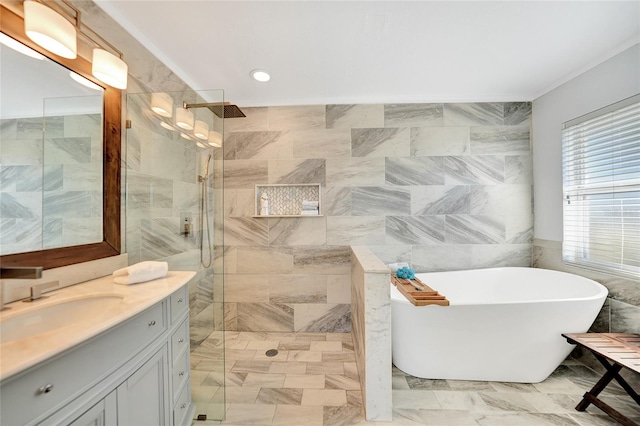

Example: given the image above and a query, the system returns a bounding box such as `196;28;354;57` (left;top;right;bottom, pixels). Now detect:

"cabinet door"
68;391;117;426
116;346;169;426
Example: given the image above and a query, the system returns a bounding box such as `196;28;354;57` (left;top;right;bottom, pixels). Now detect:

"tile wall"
0;114;102;255
534;239;640;335
223;102;533;332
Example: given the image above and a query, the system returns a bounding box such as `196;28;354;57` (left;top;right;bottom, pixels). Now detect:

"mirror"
0;4;121;269
1;42;104;255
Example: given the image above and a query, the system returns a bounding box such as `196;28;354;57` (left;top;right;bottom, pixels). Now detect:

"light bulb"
194;120;209;140
159;121;175;131
69;71;102;91
208;130;223;147
23;0;77;59
151;92;173;117
92;49;128;89
0;32;45;60
176;108;194;130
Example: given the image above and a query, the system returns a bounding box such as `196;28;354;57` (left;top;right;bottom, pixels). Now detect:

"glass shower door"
125;89;225;421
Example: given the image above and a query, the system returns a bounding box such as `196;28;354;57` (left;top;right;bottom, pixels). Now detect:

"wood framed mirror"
0;3;121;269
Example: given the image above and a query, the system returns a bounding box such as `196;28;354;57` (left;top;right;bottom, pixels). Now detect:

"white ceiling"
96;1;640;107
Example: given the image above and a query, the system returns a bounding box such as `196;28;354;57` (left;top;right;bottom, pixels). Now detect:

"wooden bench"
562;333;640;426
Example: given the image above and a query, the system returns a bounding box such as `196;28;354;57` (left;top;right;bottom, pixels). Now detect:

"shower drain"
265;349;279;357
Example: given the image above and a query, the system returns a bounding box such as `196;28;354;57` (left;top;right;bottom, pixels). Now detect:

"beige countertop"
0;270;195;382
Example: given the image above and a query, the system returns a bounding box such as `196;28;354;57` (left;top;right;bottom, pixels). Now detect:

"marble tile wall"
224;102;533;332
0;114;103;255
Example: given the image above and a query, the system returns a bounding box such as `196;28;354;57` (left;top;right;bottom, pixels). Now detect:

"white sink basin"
0;294;125;344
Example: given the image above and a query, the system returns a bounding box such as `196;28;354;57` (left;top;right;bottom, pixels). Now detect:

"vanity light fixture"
193;120;209;140
22;0;129;89
196;141;208;149
69;71;102;90
23;0;77;59
180;132;194;141
151;92;173;118
176;107;195;130
208;130;222;148
250;69;271;82
0;32;45;60
92;48;127;90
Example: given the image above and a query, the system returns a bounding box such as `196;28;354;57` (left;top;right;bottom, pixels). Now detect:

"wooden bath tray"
391;276;449;306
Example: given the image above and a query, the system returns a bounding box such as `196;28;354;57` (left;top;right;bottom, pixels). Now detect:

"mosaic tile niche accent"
255;184;321;215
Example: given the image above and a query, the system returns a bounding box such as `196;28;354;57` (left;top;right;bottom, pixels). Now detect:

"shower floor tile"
192;331;640;425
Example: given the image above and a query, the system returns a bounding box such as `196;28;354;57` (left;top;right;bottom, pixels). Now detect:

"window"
562;94;640;279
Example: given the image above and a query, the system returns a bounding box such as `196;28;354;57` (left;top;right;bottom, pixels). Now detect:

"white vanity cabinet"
0;281;194;426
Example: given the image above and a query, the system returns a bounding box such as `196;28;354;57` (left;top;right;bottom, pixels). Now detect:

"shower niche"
253;184;322;217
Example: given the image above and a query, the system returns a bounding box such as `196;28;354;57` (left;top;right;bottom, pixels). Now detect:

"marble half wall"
223;102;533;332
351;246;392;422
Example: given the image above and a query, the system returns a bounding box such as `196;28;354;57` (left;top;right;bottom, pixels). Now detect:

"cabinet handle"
181;403;186;409
177;298;183;303
148;320;156;326
179;371;185;377
37;384;54;395
178;338;184;343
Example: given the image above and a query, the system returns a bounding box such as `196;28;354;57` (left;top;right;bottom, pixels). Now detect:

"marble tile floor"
191;331;640;426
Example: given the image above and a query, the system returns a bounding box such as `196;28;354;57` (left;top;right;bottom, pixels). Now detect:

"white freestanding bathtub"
391;267;608;383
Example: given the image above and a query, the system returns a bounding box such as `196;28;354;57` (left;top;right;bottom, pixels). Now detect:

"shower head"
184;101;246;118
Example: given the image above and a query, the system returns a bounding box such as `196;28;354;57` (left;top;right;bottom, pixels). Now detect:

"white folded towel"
301;200;319;207
300;210;319;215
387;262;409;273
113;261;169;285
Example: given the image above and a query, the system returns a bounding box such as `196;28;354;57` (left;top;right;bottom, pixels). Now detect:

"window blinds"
562;95;640;279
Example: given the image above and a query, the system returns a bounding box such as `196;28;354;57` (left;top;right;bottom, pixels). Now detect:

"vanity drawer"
0;301;167;426
171;317;189;362
172;349;189;401
170;285;188;324
173;380;191;426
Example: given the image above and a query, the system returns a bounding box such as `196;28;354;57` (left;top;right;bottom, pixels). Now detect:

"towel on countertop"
301;200;319;207
300;210;319;215
113;261;169;285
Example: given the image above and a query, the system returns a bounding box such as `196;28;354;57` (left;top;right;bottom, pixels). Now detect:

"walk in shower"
125;90;225;421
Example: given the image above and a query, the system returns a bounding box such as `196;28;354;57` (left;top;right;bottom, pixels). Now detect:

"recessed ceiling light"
250;69;270;82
